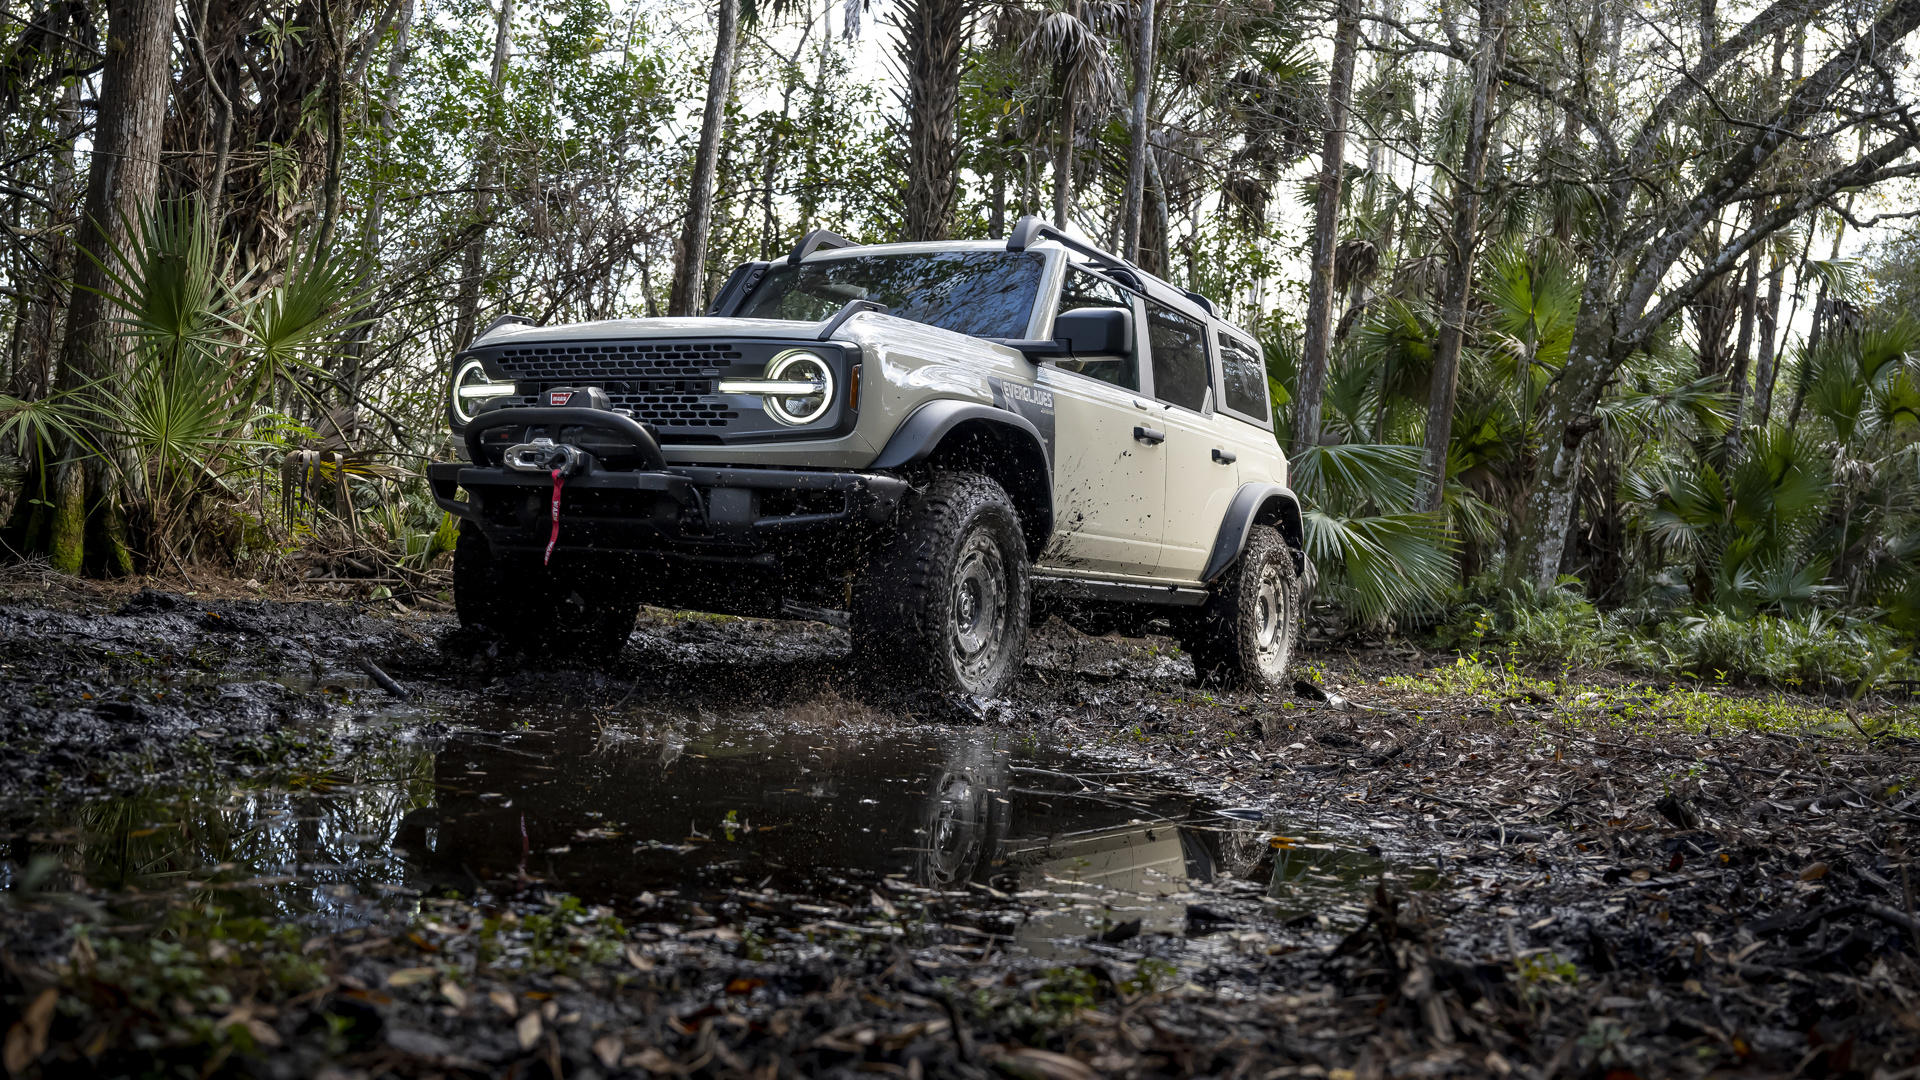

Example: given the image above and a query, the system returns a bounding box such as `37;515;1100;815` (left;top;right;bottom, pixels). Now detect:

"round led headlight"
762;350;835;426
450;357;514;426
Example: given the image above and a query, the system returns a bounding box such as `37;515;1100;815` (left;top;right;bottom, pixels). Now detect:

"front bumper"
427;459;910;558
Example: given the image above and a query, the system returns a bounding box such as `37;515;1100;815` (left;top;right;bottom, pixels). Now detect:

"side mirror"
1053;307;1133;356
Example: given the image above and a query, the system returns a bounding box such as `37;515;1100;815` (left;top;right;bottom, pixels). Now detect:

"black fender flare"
870;400;1054;551
1202;483;1307;583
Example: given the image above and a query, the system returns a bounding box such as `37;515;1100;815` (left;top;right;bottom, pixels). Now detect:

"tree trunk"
1725;248;1759;451
1119;0;1155;261
1141;148;1167;276
342;0;414;402
451;0;514;351
899;0;965;242
314;0;348;260
668;0;741;316
1751;241;1787;425
1419;0;1506;511
1289;0;1358;458
47;0;173;576
12;79;81;406
1052;77;1077;229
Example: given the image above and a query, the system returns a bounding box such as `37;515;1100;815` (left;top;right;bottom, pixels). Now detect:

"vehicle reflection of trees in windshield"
737;251;1043;339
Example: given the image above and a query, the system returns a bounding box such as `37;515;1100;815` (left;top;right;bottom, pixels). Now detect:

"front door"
1141;299;1234;581
1036;268;1166;578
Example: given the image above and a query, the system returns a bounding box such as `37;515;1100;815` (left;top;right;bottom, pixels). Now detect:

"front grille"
492;340;745;430
493;340;744;381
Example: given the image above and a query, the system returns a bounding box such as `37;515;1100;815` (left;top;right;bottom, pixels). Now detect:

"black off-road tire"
453;519;638;666
1181;525;1302;692
852;472;1032;698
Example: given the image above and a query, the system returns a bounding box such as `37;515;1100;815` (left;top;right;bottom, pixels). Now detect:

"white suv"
431;217;1310;696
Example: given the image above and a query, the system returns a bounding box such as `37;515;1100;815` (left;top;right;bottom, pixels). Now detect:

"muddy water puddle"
7;692;1433;958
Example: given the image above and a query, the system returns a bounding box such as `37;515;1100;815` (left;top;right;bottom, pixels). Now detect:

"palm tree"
898;0;970;241
1019;1;1120;230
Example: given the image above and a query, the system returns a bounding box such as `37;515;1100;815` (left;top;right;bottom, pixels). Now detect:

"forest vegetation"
3;0;1920;695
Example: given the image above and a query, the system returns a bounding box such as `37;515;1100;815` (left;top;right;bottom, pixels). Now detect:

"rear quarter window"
1218;333;1269;424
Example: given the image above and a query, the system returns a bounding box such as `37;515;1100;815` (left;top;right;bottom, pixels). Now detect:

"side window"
1218;333;1270;423
1145;301;1210;412
1050;269;1138;391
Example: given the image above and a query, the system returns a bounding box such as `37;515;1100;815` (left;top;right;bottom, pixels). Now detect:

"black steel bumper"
427;459;911;557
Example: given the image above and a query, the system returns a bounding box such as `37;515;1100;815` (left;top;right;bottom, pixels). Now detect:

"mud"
0;578;1916;1079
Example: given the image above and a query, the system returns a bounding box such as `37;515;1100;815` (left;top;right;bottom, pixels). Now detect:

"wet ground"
0;570;1917;1079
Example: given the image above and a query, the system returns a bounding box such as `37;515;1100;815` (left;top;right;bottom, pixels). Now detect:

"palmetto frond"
1291;441;1426;514
1302;510;1456;625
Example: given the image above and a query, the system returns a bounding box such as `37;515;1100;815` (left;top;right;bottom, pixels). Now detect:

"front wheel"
852;472;1031;698
1181;525;1302;692
452;520;638;666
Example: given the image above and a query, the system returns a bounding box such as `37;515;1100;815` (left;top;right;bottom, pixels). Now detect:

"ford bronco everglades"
429;217;1310;698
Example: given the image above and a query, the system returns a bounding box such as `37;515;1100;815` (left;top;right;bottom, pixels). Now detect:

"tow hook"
502;438;586;565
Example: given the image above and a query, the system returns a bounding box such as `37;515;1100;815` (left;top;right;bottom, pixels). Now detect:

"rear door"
1212;329;1286;486
1142;300;1237;581
1035;269;1166;577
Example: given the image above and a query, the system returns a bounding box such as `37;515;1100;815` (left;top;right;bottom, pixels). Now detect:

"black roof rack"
787;228;855;264
1004;215;1219;318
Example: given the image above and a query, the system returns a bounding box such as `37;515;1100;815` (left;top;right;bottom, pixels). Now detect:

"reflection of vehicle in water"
914;742;1012;888
998;821;1217;897
390;715;1224;913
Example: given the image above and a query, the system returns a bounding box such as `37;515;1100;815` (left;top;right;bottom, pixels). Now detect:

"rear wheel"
1181;525;1301;692
852;472;1031;698
453;520;638;666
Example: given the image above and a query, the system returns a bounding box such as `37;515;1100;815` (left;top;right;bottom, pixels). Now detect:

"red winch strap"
544;467;564;565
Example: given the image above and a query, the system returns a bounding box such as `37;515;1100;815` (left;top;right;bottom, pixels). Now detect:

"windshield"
737;250;1043;339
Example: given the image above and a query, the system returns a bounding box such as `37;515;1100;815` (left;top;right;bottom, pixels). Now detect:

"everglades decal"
988;376;1056;467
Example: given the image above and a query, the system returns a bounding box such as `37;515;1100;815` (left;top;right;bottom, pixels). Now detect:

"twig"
354;653;410;700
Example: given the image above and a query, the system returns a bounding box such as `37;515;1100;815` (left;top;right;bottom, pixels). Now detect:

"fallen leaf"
724;978;764;995
4;988;57;1072
592;1035;623;1069
489;989;518;1017
515;1012;542;1051
1630;868;1651;882
625;944;655;971
440;981;468;1009
625;1047;678;1072
386;967;437;988
1800;862;1829;881
991;1046;1096;1080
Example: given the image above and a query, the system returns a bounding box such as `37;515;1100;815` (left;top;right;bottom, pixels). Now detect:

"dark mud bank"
0;590;435;796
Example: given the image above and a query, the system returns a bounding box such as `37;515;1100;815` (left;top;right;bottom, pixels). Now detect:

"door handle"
1133;426;1166;445
1211;448;1237;464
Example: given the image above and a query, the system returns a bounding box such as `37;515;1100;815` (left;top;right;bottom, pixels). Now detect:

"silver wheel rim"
919;768;988;886
1253;563;1292;674
948;529;1010;688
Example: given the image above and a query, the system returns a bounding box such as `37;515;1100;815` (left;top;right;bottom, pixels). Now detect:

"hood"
472;316;824;347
